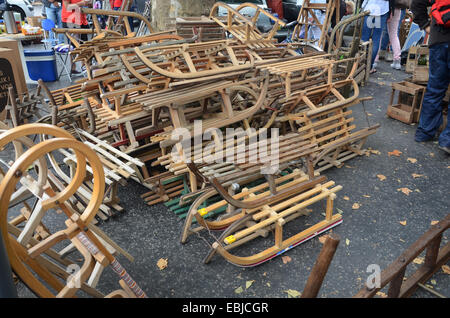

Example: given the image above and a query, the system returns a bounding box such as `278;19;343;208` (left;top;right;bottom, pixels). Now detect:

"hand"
425;26;430;34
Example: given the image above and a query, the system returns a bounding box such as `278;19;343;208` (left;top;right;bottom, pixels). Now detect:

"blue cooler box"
24;50;58;82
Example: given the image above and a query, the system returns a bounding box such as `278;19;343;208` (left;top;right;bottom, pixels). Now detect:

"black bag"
395;0;412;9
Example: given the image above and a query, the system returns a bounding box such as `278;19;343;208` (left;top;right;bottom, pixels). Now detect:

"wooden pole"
301;233;340;298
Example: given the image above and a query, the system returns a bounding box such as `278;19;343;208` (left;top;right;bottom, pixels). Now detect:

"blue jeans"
361;12;389;69
380;9;406;51
415;43;450;147
45;6;65;44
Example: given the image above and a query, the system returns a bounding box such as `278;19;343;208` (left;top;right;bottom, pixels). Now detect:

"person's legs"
438;49;450;148
415;43;450;143
387;9;401;69
369;13;388;70
376;22;390;62
55;7;65;44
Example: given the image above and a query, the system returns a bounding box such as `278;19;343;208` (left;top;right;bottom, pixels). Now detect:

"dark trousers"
415;42;450;147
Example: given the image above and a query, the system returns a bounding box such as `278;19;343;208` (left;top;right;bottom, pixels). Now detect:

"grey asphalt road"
11;58;450;299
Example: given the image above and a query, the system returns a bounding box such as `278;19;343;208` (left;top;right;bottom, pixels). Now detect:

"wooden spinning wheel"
0;124;146;297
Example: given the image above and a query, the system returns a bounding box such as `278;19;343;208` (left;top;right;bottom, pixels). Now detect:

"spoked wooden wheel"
0;124;146;298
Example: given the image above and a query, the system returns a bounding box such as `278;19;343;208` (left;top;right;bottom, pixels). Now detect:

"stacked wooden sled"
0;2;379;272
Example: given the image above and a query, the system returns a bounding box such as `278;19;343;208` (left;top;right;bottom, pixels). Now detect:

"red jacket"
110;0;122;8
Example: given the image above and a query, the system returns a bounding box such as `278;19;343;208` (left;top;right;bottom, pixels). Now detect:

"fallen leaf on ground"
157;258;168;270
388;149;402;157
235;286;244;294
425;284;434;289
376;291;388;298
266;282;271;287
442;265;450;274
263;272;267;277
369;149;381;155
407;157;417;163
246;280;255;289
430;279;437;285
377;174;387;181
399;220;407;226
343;196;350;201
345;238;350;246
363;195;371;198
413;257;424;265
412;173;424;179
429;152;435;157
431;220;439;225
282;256;292;264
397;187;413;196
352;203;360;210
319;235;329;244
285;289;301;298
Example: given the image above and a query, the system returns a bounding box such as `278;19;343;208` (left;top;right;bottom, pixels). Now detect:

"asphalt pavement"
13;59;450;299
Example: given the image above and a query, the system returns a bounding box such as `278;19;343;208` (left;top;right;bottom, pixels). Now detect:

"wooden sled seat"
200;174;343;267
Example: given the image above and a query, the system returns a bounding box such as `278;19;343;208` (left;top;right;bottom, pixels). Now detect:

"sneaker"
439;145;450;154
372;62;378;69
391;60;401;70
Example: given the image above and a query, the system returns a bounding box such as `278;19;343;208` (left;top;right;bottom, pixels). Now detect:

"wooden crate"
406;45;429;76
387;81;426;124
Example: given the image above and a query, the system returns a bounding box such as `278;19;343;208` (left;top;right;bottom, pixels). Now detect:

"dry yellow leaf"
318;235;328;244
285;289;301;298
370;149;381;155
345;238;350;246
246;280;255;289
431;220;439;226
235;286;244;294
377;174;387;181
407;157;417;163
282;256;292;264
442;265;450;274
429;152;435;157
388;149;402;157
376;291;387;298
352;203;360;210
399;220;407;226
363;195;371;198
412;173;424;179
157;258;168;270
413;257;424;265
397;187;413;196
343;196;350;201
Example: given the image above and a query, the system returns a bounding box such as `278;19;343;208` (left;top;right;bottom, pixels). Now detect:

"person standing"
411;0;450;154
386;1;403;69
43;0;65;44
361;0;393;73
61;0;91;74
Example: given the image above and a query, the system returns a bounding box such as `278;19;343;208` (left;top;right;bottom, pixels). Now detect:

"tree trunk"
151;0;216;31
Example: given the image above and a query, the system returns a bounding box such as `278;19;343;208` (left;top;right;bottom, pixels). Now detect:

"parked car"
0;0;34;21
217;0;269;18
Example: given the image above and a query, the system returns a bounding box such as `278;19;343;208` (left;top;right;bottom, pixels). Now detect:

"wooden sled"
209;2;286;49
0;124;146;297
201;175;343;267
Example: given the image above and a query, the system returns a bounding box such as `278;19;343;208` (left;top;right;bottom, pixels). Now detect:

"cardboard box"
27;16;44;28
0;47;28;113
0;38;27;93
